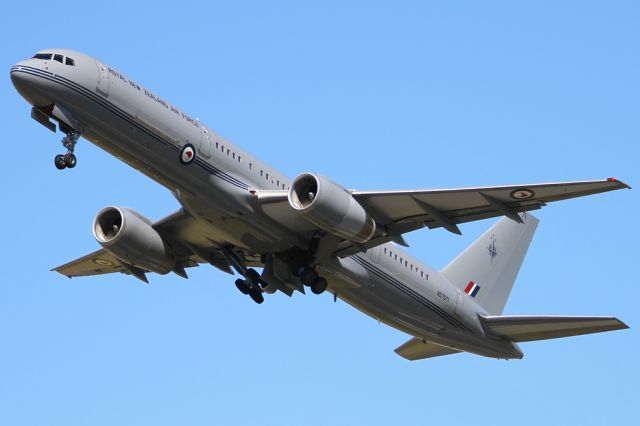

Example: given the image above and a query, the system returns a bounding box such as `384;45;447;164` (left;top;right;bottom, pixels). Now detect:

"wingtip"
607;177;631;189
616;318;630;330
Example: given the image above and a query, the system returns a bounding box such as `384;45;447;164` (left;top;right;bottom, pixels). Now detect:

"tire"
245;268;260;285
300;267;318;286
249;288;264;304
311;277;328;295
54;154;66;170
235;279;250;295
64;153;77;168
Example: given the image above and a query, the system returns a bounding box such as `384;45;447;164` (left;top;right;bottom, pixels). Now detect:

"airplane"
10;48;630;361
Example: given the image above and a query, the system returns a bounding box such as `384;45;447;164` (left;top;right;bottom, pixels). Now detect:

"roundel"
93;258;115;266
509;188;535;200
180;143;196;165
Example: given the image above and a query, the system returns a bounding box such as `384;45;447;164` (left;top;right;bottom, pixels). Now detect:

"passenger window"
53;54;63;63
65;57;75;66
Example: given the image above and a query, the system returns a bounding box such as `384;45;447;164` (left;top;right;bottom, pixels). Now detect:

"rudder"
441;213;539;315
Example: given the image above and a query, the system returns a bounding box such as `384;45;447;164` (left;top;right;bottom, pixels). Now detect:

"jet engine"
93;206;175;274
288;173;376;243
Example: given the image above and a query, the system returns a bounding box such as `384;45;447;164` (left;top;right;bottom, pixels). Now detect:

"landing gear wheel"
249;288;264;304
235;279;250;295
245;268;260;285
54;154;66;170
310;277;328;295
300;267;318;286
64;153;77;168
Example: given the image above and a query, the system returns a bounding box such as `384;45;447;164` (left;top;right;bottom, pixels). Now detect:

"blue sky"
1;1;638;425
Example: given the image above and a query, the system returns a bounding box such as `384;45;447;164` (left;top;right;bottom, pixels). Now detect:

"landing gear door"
96;63;110;96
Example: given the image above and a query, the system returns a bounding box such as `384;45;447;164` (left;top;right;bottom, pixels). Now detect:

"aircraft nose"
10;60;36;91
10;61;28;86
10;59;51;106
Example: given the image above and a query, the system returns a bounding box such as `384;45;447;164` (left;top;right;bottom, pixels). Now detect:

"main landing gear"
234;268;265;304
54;131;79;170
295;265;328;295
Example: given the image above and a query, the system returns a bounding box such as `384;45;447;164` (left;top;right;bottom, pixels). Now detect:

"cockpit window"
53;54;63;63
33;53;52;60
65;57;75;66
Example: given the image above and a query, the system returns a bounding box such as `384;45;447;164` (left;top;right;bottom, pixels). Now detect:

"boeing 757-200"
10;49;630;360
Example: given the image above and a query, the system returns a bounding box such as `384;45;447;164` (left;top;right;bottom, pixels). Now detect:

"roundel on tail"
180;143;196;165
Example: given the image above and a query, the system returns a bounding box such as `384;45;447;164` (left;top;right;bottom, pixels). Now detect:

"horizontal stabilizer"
480;315;628;342
395;337;461;361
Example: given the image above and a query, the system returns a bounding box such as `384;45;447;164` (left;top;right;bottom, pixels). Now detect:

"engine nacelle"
288;173;376;243
93;206;175;274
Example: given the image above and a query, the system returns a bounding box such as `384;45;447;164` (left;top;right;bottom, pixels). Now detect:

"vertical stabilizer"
441;213;539;315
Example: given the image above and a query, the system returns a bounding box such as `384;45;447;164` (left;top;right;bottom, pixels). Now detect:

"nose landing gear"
54;131;79;170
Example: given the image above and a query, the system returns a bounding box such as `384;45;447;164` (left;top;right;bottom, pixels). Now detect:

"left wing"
257;178;630;257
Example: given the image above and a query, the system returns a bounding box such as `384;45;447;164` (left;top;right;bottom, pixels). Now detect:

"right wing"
53;248;128;277
53;209;257;281
480;315;629;342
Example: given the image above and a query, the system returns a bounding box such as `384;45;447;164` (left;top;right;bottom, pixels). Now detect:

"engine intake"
93;206;175;274
289;173;376;243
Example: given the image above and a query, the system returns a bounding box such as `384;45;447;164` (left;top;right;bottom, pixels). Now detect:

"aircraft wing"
52;209;243;281
394;337;461;360
337;178;629;256
53;248;128;277
258;178;629;257
479;315;629;342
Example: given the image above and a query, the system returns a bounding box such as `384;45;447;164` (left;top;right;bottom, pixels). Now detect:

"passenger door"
96;63;110;96
199;127;211;159
454;290;464;317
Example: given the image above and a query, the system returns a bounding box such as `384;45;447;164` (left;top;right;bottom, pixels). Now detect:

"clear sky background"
1;1;638;425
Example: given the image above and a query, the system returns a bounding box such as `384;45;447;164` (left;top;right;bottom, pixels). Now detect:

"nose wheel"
54;131;80;170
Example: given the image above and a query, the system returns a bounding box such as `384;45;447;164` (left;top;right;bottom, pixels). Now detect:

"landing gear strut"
54;131;79;170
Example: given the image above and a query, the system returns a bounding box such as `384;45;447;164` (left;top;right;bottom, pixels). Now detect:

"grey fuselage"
10;49;522;359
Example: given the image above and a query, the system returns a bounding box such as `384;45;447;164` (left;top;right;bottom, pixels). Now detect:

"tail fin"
441;213;539;315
